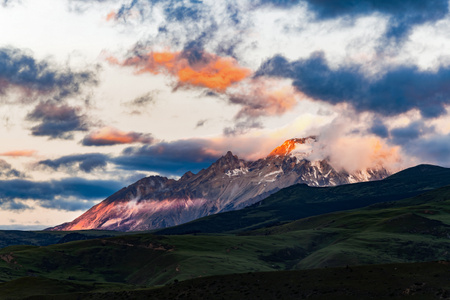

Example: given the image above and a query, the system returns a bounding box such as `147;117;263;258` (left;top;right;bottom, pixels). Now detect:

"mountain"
156;164;450;235
49;137;389;232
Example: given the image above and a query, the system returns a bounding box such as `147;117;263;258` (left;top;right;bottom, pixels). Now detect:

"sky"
0;0;450;229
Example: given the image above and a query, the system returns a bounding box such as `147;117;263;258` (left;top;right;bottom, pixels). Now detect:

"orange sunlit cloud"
82;127;154;146
0;150;37;157
108;51;251;92
177;58;250;91
106;11;116;21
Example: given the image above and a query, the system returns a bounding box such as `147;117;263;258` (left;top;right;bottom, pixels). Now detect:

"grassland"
17;261;450;300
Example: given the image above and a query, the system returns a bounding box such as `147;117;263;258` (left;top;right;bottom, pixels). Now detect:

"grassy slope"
0;185;449;299
20;261;450;300
156;164;450;234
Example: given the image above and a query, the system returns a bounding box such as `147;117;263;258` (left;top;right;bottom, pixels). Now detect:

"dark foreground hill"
3;261;449;299
156;164;450;234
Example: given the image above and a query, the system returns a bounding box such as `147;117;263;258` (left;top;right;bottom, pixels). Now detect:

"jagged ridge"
49;137;389;232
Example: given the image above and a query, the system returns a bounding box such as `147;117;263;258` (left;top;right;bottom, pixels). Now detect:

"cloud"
0;159;25;179
38;153;109;173
26;100;89;139
404;133;450;166
228;79;299;120
0;150;36;157
113;0;204;23
123;91;159;114
257;52;450;118
369;118;389;138
390;121;435;145
126;91;158;107
195;119;207;128
1;0;19;7
223;119;263;136
112;46;300;131
299;0;449;41
305;115;401;172
0;47;96;101
0;177;123;211
106;10;116;21
252;0;450;42
109;49;251;92
114;139;222;175
82;127;154;146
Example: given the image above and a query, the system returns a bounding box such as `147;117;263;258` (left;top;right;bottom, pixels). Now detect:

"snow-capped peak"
268;136;317;157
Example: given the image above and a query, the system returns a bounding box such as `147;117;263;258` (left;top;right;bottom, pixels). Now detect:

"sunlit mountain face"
50;137;389;231
0;0;449;229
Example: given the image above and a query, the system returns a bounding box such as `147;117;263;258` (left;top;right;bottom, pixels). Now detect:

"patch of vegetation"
18;261;450;300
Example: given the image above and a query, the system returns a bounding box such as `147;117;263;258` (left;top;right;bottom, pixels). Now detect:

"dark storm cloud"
114;139;221;175
390;121;435;145
26;101;89;139
39;198;99;211
0;178;123;211
258;52;450;118
2;201;30;211
257;0;448;41
113;0;448;44
0;47;96;100
38;153;109;173
401;133;450;166
0;159;25;178
369;119;389;138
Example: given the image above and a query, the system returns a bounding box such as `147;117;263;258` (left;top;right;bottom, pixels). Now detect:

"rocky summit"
49;137;389;232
